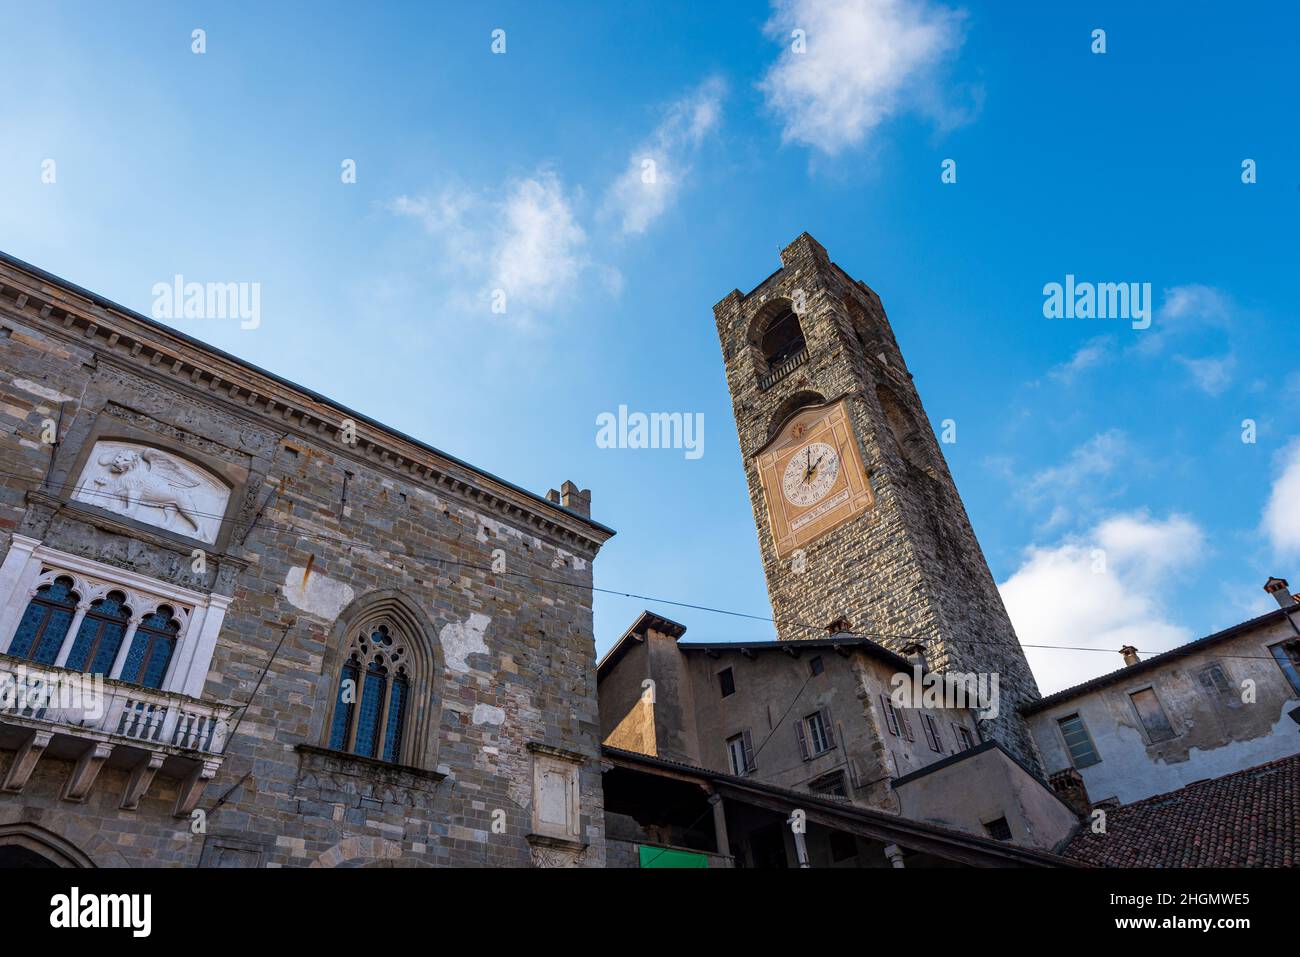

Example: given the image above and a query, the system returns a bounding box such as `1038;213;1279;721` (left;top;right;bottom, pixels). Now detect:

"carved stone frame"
60;414;250;554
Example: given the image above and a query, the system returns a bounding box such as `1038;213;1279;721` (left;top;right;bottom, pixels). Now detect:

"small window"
718;667;736;698
1129;688;1176;743
953;723;975;751
1057;714;1100;768
7;576;78;666
1198;662;1240;709
920;713;942;752
809;655;824;677
727;730;755;776
797;708;834;758
809;771;847;799
1269;639;1300;694
121;606;181;689
65;591;131;675
984;817;1012;841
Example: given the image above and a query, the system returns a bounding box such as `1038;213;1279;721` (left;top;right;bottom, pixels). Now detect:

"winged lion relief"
72;441;231;544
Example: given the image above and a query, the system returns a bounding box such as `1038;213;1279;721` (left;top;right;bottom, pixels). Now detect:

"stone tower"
713;233;1041;767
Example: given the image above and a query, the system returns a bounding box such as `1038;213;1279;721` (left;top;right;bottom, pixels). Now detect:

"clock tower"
714;233;1041;767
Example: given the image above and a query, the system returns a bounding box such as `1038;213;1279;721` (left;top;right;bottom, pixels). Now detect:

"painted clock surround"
756;398;874;559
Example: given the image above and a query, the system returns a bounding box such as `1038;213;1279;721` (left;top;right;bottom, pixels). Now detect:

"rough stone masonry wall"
713;233;1042;772
0;280;608;867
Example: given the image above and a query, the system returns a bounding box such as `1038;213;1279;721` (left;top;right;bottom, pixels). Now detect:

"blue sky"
3;1;1297;693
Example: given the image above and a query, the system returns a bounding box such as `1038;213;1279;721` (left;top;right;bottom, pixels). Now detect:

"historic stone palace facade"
0;252;613;867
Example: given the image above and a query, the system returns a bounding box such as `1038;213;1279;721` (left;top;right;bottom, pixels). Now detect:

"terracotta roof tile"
1064;753;1300;867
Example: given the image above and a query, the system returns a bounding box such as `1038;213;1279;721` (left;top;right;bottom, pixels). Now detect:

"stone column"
53;603;91;668
109;615;144;680
709;793;731;859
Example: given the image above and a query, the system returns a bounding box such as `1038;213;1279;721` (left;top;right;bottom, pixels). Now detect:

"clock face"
781;441;841;507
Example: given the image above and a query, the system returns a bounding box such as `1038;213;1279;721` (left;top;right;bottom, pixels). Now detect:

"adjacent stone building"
598;611;1081;852
0;251;614;868
1023;580;1300;806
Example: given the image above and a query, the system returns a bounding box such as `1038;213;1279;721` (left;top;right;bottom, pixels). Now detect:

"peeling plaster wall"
1026;617;1300;805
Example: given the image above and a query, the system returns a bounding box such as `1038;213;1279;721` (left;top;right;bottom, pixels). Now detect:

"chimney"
558;480;591;517
1049;768;1092;820
1264;577;1298;609
1119;645;1141;667
826;615;852;636
900;640;928;671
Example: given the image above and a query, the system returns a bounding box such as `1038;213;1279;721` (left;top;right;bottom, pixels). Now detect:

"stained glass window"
328;659;359;751
328;623;413;765
382;671;408;763
7;577;77;665
353;660;387;759
122;606;180;689
65;592;131;675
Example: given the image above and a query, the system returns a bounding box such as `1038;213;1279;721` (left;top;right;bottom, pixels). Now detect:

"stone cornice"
0;255;614;553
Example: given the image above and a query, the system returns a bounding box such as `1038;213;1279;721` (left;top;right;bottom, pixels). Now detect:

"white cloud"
999;513;1203;695
1263;440;1300;556
1021;429;1130;528
759;0;970;155
1177;353;1236;395
389;170;609;328
603;77;726;235
1134;283;1234;357
1047;335;1112;383
1160;284;1232;324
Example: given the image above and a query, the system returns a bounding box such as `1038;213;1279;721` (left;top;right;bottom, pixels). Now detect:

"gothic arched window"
7;576;78;665
121;606;181;689
328;624;410;764
65;591;131;675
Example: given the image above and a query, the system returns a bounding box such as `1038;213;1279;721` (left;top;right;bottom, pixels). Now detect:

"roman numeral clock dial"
756;399;874;559
781;441;840;507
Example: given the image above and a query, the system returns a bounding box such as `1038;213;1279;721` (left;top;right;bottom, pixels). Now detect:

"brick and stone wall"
0;258;612;867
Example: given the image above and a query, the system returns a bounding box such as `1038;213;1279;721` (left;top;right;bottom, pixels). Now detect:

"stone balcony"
0;655;236;815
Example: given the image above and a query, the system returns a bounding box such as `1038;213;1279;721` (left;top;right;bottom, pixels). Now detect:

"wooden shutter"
898;708;914;742
879;694;899;736
795;718;810;760
819;706;835;751
922;714;941;752
741;728;756;773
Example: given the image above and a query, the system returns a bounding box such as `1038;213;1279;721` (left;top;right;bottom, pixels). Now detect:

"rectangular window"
984;817;1012;841
920;713;942;752
727;730;755;775
1198;662;1240;709
809;771;847;799
809;655;824;677
1057;713;1101;768
953;723;975;751
806;711;832;754
1269;639;1300;694
1129;688;1176;743
897;707;914;743
718;667;736;698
